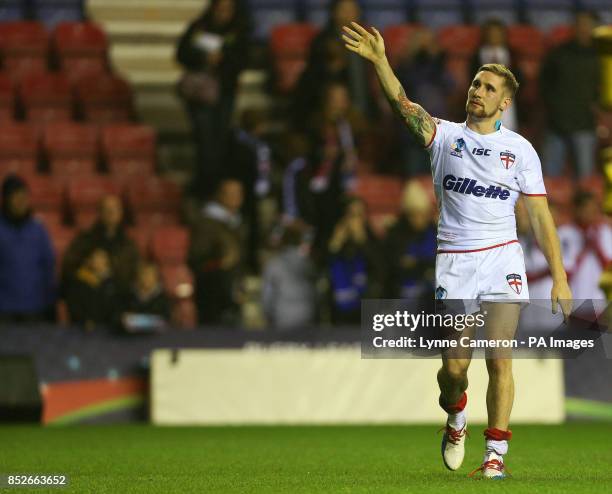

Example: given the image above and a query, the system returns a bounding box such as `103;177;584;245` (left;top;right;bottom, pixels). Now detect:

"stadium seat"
19;72;73;122
32;0;84;29
270;23;318;94
53;22;108;80
35;210;64;229
524;0;574;31
0;123;40;175
249;0;299;40
0;21;49;78
75;74;133;123
437;25;480;58
414;0;466;29
125;177;181;219
66;176;121;227
0;73;15;121
160;264;194;299
383;24;423;66
507;25;546;58
150;225;189;266
303;0;330;27
470;0;518;25
546;25;573;48
102;124;156;177
24;174;65;213
270;23;318;59
362;0;408;31
0;1;24;22
43;123;99;177
46;223;76;267
543;176;573;208
354;175;404;214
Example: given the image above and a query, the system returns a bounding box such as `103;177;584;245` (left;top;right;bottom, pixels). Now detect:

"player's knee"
443;361;469;382
486;358;512;377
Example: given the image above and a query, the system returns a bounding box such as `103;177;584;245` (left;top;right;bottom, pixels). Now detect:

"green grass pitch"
1;424;611;493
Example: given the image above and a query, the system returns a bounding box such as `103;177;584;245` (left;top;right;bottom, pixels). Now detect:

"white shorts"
435;240;529;313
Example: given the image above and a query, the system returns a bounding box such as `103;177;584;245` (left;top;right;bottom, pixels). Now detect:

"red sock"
484;428;512;441
439;392;467;414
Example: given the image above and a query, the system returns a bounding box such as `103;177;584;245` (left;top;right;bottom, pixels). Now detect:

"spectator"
176;0;251;196
262;222;317;330
570;191;611;300
540;11;600;177
61;195;139;296
188;178;245;325
383;181;436;299
124;262;171;321
397;28;455;175
66;248;120;330
470;18;519;131
300;83;367;257
327;196;382;324
294;0;376;123
226;108;273;272
0;175;55;323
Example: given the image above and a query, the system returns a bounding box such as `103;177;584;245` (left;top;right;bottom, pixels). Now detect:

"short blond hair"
477;63;520;98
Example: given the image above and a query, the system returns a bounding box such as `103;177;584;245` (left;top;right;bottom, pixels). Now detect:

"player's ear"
499;95;512;112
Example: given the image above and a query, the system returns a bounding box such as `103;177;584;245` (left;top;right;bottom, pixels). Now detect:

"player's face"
466;72;510;119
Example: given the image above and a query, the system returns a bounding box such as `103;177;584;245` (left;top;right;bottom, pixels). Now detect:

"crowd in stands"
0;0;610;330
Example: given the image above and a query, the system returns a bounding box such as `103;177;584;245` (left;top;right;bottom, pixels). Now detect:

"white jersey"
427;120;546;252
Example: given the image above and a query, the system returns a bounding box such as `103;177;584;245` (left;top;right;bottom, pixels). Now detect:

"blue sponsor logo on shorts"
442;174;510;200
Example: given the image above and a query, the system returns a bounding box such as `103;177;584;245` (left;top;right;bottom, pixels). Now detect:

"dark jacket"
61;223;140;294
383;216;436;298
66;269;121;329
540;39;600;133
0;215;55;314
125;287;171;320
176;4;250;98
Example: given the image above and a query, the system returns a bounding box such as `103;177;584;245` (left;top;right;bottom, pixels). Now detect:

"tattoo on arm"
390;87;435;146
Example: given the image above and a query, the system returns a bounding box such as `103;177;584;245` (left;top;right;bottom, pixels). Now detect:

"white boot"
441;423;467;471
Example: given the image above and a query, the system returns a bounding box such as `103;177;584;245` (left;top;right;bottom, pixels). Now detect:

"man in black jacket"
539;11;600;177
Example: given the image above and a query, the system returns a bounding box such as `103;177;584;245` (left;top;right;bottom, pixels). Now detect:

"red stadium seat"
75;74;132;123
0;123;40;175
53;22;107;57
546;25;574;48
270;23;318;94
0;22;48;78
270;23;318;59
125;177;181;215
384;24;423;66
35;210;64;229
19;72;73;122
66;176;121;226
102;124;156;177
507;25;545;58
133;212;179;229
354;175;404;214
53;22;108;81
438;25;480;58
543;176;573;208
24;174;65;212
160;264;194;299
43;122;99;177
0;74;15;121
150;225;189;266
46;224;76;265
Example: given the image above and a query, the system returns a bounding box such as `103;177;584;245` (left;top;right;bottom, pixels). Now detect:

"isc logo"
472;148;491;156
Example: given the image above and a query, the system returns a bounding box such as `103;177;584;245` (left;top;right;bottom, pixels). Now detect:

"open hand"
342;22;385;64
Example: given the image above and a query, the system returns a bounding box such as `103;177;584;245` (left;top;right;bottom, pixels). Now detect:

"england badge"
506;273;522;294
500;151;516;169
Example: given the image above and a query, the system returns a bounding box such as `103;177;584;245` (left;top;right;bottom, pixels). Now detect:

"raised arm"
342;22;435;147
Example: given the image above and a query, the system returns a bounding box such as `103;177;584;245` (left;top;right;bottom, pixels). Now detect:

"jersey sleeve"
425;118;450;153
517;141;547;196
